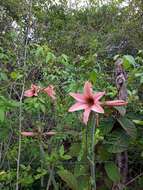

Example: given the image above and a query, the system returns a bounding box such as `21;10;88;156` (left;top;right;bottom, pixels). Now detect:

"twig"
16;1;32;189
125;172;143;186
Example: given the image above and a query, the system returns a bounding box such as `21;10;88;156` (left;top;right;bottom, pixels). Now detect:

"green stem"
90;114;96;190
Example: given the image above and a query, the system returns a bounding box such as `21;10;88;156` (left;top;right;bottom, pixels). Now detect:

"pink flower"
68;81;105;125
68;81;127;125
24;84;40;97
21;131;56;137
43;85;56;100
44;131;56;136
103;100;128;107
21;132;35;136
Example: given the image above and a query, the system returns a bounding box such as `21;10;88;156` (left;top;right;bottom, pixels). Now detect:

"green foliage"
123;55;136;70
104;129;130;153
117;117;137;139
0;0;142;189
57;169;78;190
105;162;121;182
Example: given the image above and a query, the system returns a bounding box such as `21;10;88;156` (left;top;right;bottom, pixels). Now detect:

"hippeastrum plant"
24;84;40;97
43;85;56;100
68;81;127;190
22;84;56;136
68;81;127;125
24;84;56;100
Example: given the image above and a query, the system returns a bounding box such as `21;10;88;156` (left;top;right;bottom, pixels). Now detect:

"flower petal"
83;107;91;125
24;84;40;97
21;132;36;136
84;81;93;97
68;102;88;112
44;131;56;136
24;89;34;97
31;84;38;90
69;93;86;103
104;100;128;106
91;103;104;113
94;92;105;102
43;85;56;100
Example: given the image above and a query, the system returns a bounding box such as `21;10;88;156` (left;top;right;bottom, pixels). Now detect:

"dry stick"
37;114;44;188
16;85;25;190
125;172;143;186
39;141;45;188
16;1;32;190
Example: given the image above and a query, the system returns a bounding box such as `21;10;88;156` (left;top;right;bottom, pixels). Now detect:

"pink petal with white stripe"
24;89;34;97
83;107;91;125
84;81;93;97
91;104;104;113
43;85;56;100
69;93;86;103
94;92;105;101
68;102;88;112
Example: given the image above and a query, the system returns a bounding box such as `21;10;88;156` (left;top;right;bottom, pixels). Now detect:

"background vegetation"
0;0;143;189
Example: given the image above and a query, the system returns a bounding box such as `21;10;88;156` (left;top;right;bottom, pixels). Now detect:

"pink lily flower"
21;131;56;137
24;84;40;97
68;81;127;125
68;81;105;125
43;85;56;100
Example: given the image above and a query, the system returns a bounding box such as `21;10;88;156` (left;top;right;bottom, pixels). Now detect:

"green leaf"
89;70;97;84
140;76;143;84
60;54;69;65
62;155;71;160
69;144;81;157
100;118;115;135
114;106;126;116
117;117;137;139
104;129;129;153
0;72;8;81
123;55;135;69
0;109;5;122
35;46;44;57
46;52;56;63
133;120;143;125
59;145;71;160
10;71;22;80
59;145;64;157
113;54;120;60
105;162;120;182
57;169;78;190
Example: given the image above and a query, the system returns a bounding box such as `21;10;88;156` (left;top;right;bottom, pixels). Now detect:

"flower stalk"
90;113;97;190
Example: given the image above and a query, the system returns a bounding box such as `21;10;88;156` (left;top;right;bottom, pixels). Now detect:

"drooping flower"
21;131;56;137
103;100;128;107
24;84;40;97
68;81;105;125
68;81;127;125
21;132;35;136
42;85;56;100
